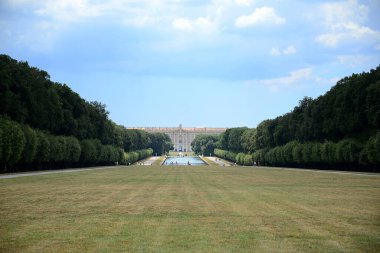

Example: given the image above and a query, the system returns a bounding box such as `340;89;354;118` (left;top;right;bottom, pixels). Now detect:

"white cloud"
315;0;380;47
336;54;377;68
321;0;369;27
235;0;252;6
172;18;193;31
31;0;178;26
123;16;157;28
172;16;216;33
315;33;343;47
270;45;296;56
35;0;102;21
316;22;379;47
375;44;380;51
235;7;286;28
283;45;297;55
270;47;281;56
247;68;314;92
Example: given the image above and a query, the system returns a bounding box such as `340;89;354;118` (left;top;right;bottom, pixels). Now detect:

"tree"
292;142;303;164
34;130;50;165
243;154;253;166
321;141;336;164
191;134;219;156
241;128;256;153
0;118;25;171
80;139;98;165
21;124;37;164
149;132;173;155
227;127;248;152
311;142;322;164
362;133;380;164
66;136;81;164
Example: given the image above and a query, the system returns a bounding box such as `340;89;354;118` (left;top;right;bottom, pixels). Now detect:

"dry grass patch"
0;166;379;252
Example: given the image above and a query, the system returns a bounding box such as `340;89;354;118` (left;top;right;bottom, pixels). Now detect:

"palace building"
128;124;226;152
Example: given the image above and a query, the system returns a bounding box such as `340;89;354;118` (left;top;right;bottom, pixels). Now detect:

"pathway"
206;157;232;166
136;156;160;165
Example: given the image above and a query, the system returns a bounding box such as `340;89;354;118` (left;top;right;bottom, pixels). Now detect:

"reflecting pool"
163;156;206;166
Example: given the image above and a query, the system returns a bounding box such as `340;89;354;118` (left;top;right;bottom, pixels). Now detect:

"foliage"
214;149;237;163
0;117;152;172
218;127;248;152
0;117;25;170
124;148;153;165
215;66;380;171
80;139;99;165
191;134;219;156
148;132;173;155
0;55;156;152
20;124;37;164
0;55;166;172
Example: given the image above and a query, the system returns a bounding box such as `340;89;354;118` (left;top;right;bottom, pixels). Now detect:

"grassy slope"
0;166;379;252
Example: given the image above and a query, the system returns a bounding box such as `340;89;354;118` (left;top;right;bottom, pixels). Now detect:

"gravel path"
207;157;232;166
137;156;160;165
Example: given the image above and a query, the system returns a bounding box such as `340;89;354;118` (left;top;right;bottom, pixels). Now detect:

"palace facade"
128;124;226;152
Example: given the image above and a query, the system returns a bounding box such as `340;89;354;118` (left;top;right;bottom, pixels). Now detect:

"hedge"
0;117;152;172
214;148;237;163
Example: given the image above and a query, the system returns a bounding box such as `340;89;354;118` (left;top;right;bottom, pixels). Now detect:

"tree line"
213;66;380;171
0;55;172;172
191;134;220;156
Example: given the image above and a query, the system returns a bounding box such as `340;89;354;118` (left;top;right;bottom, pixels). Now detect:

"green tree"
321;141;336;164
191;134;219;156
243;154;253;166
66;136;81;163
227;127;248;152
362;133;380;164
34;130;50;165
241;128;256;153
21;124;37;164
311;142;322;164
80;139;98;165
149;132;173;155
0;118;25;170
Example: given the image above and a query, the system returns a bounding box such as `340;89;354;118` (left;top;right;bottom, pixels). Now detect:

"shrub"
34;130;50;164
66;137;81;163
243;154;253;166
321;141;336;164
80;139;98;165
236;153;245;165
292;142;303;164
0;118;25;169
21;125;37;164
311;142;322;164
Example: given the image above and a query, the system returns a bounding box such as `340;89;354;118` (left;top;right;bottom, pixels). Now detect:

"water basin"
163;156;206;166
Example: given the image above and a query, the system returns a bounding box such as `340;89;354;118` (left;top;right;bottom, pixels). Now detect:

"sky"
1;0;379;128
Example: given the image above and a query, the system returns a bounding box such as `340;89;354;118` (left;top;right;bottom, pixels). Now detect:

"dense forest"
211;66;380;171
0;55;172;172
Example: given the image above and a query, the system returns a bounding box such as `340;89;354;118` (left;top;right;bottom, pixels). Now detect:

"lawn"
0;166;379;252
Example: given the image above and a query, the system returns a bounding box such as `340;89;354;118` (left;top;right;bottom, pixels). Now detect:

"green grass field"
1;166;379;252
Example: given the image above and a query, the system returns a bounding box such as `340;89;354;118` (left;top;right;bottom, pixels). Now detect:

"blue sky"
1;0;379;128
